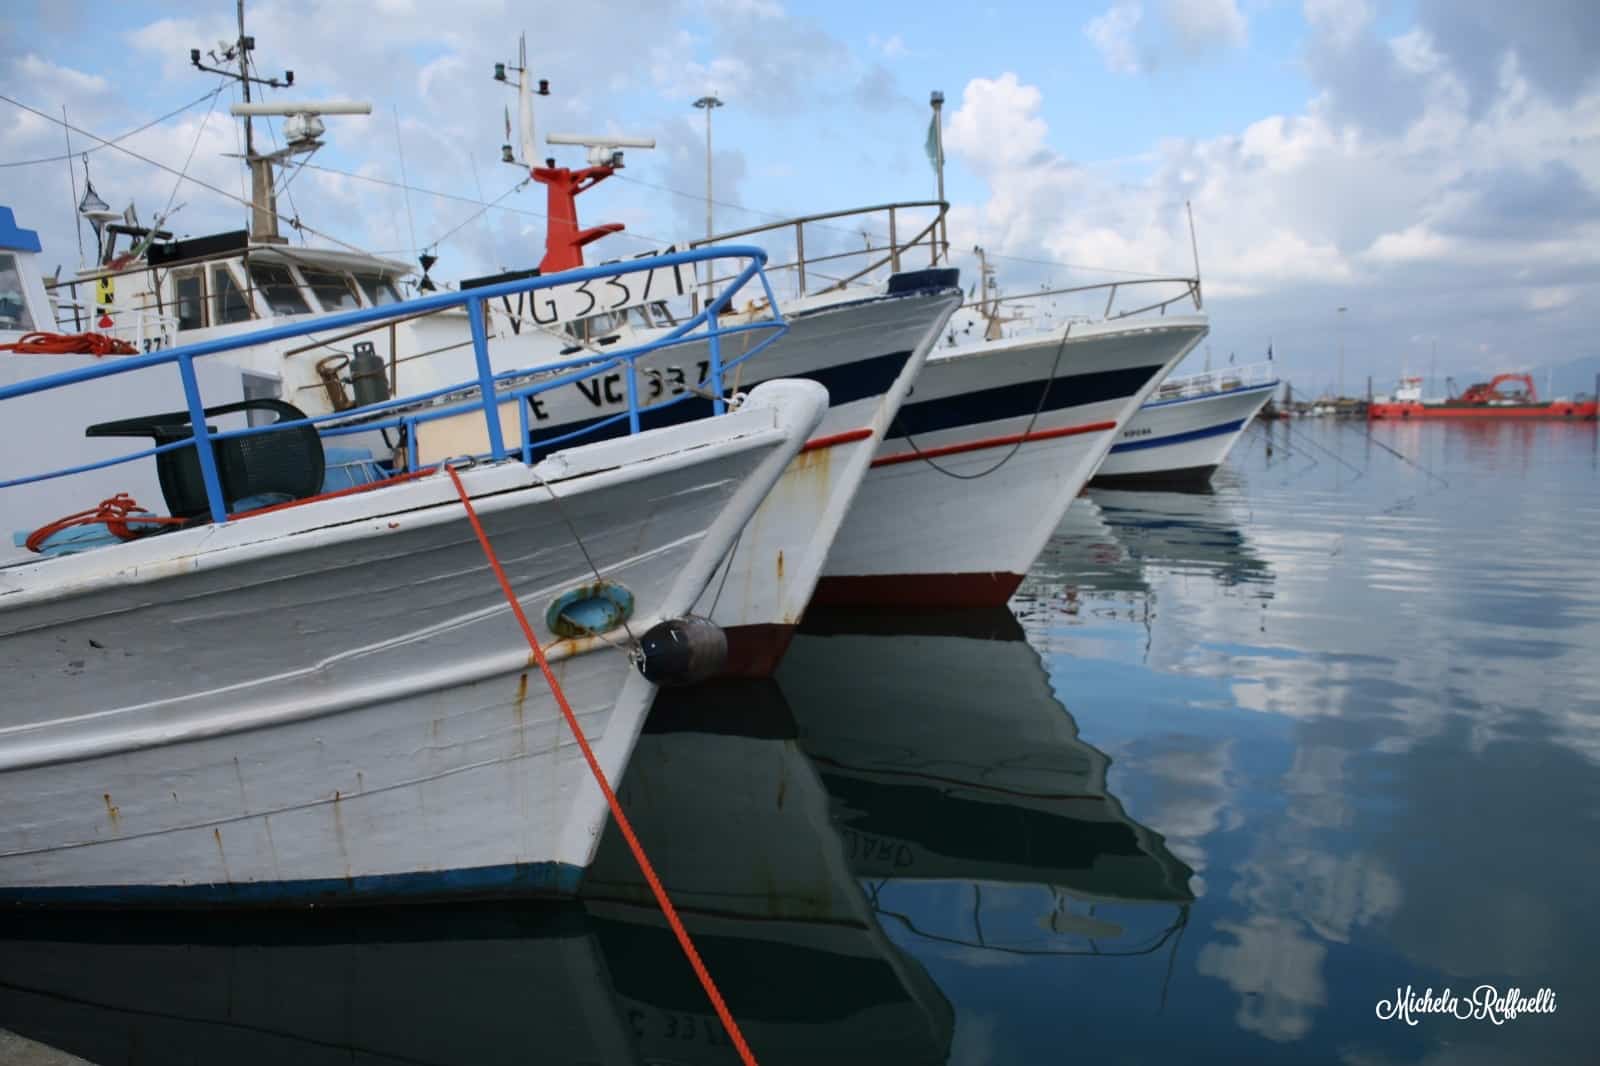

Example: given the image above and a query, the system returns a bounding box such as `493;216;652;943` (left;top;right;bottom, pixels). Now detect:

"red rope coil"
24;493;187;554
0;331;138;356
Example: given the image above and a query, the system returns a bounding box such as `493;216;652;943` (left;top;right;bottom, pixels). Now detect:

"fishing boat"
1091;359;1277;486
1368;374;1598;420
29;31;963;674
0;246;829;907
814;251;1208;608
0;696;953;1065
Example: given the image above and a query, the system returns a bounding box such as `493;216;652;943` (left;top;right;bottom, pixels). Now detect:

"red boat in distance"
1369;373;1598;420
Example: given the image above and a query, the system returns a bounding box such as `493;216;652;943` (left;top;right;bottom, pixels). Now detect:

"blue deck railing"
0;246;787;527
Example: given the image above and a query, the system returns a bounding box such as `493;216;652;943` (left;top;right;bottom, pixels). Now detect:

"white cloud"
1303;0;1372;48
943;73;1049;170
1167;0;1247;54
1086;1;1144;75
1363;223;1455;263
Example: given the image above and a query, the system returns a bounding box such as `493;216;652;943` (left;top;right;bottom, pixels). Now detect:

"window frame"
171;268;209;332
247;260;312;317
297;265;363;314
0;252;37;332
209;262;254;325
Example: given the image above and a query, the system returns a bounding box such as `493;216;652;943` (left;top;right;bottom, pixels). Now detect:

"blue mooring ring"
546;581;635;639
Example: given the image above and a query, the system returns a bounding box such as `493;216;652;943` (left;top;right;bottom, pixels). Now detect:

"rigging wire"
0;86;227;168
610;172;1179;279
160;78;226;219
393;104;418;259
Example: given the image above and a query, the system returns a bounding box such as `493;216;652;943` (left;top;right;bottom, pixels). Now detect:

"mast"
236;0;276;241
493;40;652;275
192;2;298;242
237;0;253;158
930;90;947;265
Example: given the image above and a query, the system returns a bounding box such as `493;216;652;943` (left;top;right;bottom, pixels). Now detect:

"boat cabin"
0;206;51;340
49;226;411;353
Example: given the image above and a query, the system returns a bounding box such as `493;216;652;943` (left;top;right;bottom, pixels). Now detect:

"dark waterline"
2;418;1596;1064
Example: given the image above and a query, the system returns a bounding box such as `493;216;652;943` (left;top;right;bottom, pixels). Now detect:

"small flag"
925;113;942;172
504;106;512;142
1267;343;1273;361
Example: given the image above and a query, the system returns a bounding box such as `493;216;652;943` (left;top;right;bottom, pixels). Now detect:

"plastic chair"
86;398;325;519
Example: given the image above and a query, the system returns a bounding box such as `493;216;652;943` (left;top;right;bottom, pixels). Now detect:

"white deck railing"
1151;360;1276;402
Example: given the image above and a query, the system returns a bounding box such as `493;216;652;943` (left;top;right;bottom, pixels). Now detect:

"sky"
3;0;1599;396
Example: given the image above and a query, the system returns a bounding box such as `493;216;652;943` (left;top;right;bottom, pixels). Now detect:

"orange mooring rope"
0;331;138;356
445;465;760;1066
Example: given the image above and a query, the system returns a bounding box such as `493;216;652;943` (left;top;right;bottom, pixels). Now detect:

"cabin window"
355;273;401;307
0;253;34;331
300;267;361;312
248;262;310;315
174;272;206;331
210;265;252;324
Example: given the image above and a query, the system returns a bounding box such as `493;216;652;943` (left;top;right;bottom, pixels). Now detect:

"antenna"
1186;200;1203;309
194;7;366;243
493;34;547;166
546;132;656;168
226;101;371;241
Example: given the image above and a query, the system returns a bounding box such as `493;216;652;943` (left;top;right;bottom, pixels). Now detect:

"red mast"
529;161;624;275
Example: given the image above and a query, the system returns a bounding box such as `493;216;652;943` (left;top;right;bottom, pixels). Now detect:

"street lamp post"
1337;305;1348;401
693;94;723;243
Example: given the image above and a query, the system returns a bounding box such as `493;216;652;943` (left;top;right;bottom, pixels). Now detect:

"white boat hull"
0;382;825;905
690;278;961;674
816;316;1207;607
393;275;963;675
1092;380;1275;484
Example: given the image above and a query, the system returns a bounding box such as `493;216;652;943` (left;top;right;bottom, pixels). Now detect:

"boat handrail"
1;245;786;528
1151;359;1276;401
982;275;1204;324
46;301;178;352
686;200;949;309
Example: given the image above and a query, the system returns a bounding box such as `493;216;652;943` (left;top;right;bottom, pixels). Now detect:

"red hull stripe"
870;420;1116;468
810;572;1025;609
800;427;875;453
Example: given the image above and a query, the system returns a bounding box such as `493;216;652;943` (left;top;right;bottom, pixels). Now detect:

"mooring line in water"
1364;430;1450;488
1249;423;1321;482
446;466;762;1066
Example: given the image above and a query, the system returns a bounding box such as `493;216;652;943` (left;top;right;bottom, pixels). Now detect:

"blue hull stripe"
1140;380;1277;409
1110;417;1245;454
888;364;1164;441
2;859;585;908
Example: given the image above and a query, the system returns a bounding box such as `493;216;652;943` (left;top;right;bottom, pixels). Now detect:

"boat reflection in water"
0;616;1193;1061
1018;482;1273;623
0;904;637;1065
779;608;1193;970
582;681;954;1066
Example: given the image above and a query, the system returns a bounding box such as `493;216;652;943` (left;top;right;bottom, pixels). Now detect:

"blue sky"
4;1;1599;395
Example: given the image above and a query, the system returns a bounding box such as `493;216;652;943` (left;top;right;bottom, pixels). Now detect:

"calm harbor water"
2;418;1597;1064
